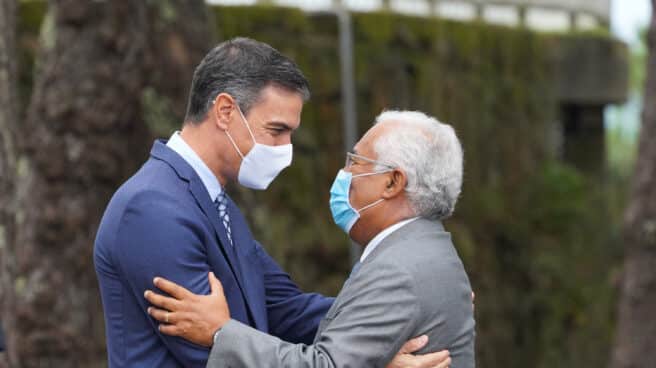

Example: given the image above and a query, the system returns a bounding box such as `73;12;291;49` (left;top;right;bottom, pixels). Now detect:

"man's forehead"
256;85;304;108
352;141;362;154
353;130;378;156
247;90;303;128
356;122;392;149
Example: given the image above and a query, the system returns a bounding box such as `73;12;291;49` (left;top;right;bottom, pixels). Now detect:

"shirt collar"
166;131;222;200
360;217;420;262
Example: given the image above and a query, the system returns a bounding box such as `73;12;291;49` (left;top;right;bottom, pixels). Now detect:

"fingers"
144;290;181;312
414;350;450;366
158;323;181;337
208;272;225;296
153;277;192;299
148;306;176;324
435;356;452;368
398;335;429;354
148;308;186;339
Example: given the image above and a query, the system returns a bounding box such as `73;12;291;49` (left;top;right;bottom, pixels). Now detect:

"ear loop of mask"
235;104;257;143
351;169;393;214
217;98;257;160
356;198;385;214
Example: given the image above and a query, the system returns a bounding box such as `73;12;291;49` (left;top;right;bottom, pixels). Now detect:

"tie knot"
215;192;228;211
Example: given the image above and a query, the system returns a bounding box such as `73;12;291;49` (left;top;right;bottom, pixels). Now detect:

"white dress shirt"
360;217;420;262
166;131;223;200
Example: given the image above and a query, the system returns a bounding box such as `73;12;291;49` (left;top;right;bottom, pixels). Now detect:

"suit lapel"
188;179;269;331
224;194;268;331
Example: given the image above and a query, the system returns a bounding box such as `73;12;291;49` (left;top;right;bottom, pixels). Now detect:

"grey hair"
373;110;464;219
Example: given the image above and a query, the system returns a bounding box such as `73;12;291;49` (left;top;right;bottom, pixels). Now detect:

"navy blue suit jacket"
0;319;5;352
94;141;333;367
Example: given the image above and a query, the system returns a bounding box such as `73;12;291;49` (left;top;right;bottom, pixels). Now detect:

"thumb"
399;335;428;354
208;272;224;296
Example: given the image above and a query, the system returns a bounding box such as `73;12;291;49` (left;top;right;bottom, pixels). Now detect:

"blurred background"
0;0;653;367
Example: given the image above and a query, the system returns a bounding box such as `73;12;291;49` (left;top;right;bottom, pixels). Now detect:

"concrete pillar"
518;5;527;28
475;3;484;21
570;11;577;31
428;0;439;17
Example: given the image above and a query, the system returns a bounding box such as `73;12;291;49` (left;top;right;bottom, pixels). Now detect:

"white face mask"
224;105;293;190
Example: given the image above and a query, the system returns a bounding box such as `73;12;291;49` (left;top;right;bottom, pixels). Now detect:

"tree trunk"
611;2;656;368
2;1;151;366
0;0;211;367
145;0;215;126
0;0;18;360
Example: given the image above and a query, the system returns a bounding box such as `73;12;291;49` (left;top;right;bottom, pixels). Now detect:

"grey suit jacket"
208;219;475;368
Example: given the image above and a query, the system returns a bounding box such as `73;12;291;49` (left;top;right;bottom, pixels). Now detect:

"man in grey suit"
146;110;475;367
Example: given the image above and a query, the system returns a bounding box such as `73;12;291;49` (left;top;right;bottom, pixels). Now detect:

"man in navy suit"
94;37;442;368
94;37;332;367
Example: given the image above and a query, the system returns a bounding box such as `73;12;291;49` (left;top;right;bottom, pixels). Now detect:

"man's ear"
382;169;407;199
212;93;237;130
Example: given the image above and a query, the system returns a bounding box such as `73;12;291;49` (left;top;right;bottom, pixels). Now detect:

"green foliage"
607;122;638;177
605;27;644;177
141;87;179;137
630;27;649;91
149;0;178;23
17;0;47;115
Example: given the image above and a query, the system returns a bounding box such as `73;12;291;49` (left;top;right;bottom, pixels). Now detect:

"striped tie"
214;191;233;247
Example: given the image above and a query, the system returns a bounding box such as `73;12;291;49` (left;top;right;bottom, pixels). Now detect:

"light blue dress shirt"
166;131;222;201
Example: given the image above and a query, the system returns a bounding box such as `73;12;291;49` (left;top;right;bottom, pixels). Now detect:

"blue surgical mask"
329;169;389;234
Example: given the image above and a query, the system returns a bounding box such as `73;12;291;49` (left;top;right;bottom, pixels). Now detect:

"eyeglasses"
345;152;395;170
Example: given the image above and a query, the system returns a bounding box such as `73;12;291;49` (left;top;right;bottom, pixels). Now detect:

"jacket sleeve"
208;261;420;368
115;191;213;367
254;241;335;344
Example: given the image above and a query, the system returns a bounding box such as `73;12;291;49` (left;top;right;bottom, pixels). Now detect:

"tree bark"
0;0;18;362
0;0;211;367
1;1;151;366
611;2;656;368
145;0;215;124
